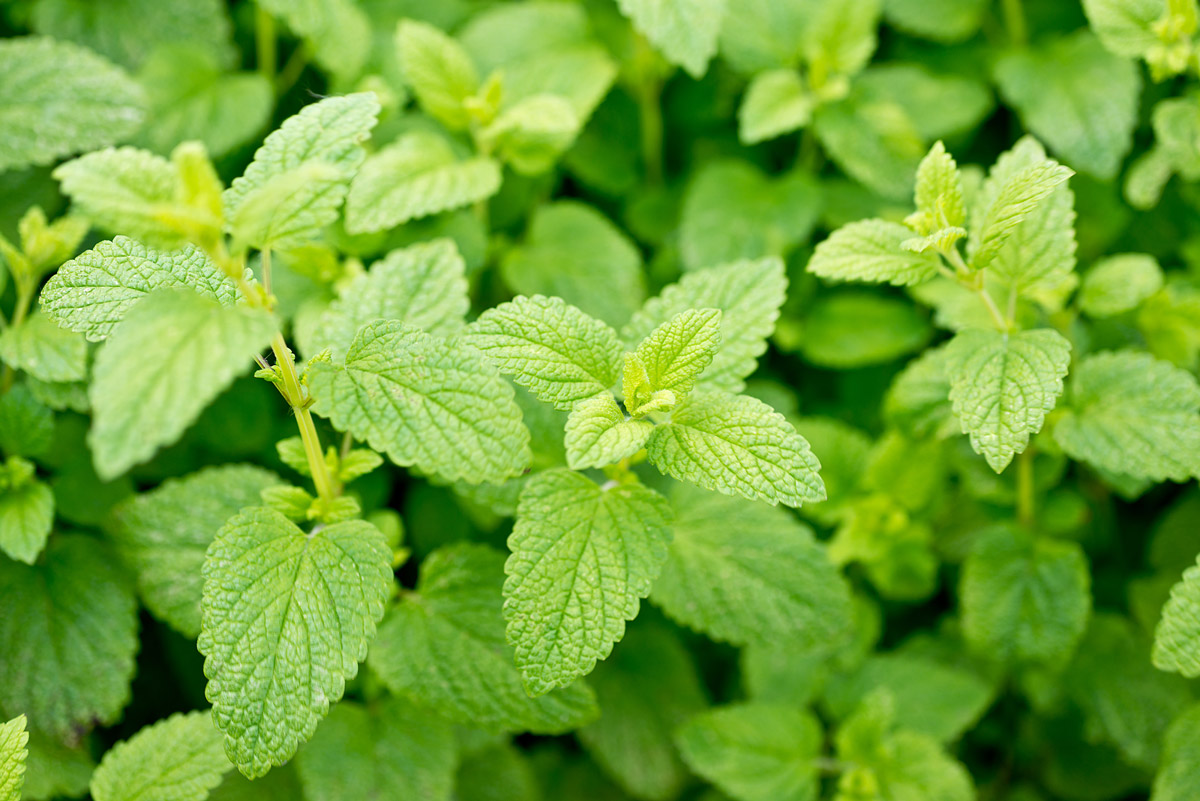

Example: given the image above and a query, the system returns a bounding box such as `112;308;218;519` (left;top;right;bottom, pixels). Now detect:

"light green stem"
634;35;664;185
270;331;338;505
1016;448;1035;528
255;5;277;83
1002;0;1028;47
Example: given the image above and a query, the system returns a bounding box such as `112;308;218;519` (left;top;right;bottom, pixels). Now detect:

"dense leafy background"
2;0;1200;800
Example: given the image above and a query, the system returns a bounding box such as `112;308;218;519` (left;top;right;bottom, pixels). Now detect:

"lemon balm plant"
3;1;1200;801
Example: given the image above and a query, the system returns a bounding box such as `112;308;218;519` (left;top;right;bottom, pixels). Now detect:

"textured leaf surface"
808;219;941;286
369;543;599;733
0;312;87;383
223;94;379;249
961;526;1091;665
634;308;722;400
971;136;1077;292
0;715;27;801
1054;351;1200;482
0;535;138;741
345;131;501;234
309;321;530;484
617;0;726;77
109;465;283;638
1154;558;1200;677
313;239;468;360
502;201;645;328
564;393;654;470
89;291;277;480
943;328;1071;472
970;146;1075;272
295;699;456;801
676;703;821;801
1152;704;1200;801
622;257;787;393
51;147;183;246
90;710;232;801
647;392;825;507
577;623;707;801
504;470;672;695
466;295;623;411
0;481;54;565
41;237;241;342
0;37;144;171
198;508;392;777
994;31;1139;179
651;485;852;647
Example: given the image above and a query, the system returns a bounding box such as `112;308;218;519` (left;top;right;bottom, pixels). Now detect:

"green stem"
1002;0;1028;47
1017;448;1036;529
276;43;311;96
270;332;337;505
634;36;664;185
260;247;273;297
977;287;1010;332
0;278;36;394
255;5;277;83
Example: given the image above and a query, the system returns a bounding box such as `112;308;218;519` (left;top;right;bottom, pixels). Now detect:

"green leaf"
1082;0;1166;57
0;715;27;801
466;295;623;411
0;385;54;458
913;141;966;231
812;90;925;200
802;0;882;78
135;45;273;158
824;652;994;743
577;622;707;801
294;699;457;801
0;37;145;172
564;393;655;470
0;480;54;565
855;63;994;143
1080;254;1164;317
970;136;1078;293
884;345;957;439
1155;96;1200;179
369;543;599;733
223;93;380;250
505;469;672;695
1152;703;1200;801
1054;350;1200;482
30;0;233;70
884;0;987;42
651;484;852;647
90;710;232;801
622;257;787;393
313;239;469;360
481;94;582;176
13;206;89;274
718;0;808;74
798;291;932;369
308;320;530;484
0;312;87;383
52;147;186;246
1066;614;1190;770
808;219;942;286
1154;557;1200;677
198;508;392;778
960;526;1091;665
0;535;138;741
41;237;242;342
616;0;727;77
680;160;819;272
738;69;813;144
458;2;617;119
942;328;1071;473
634;308;722;400
676;703;822;801
396;19;479;129
1139;283;1200;370
994;31;1140;179
501;201;645;329
109;464;284;638
970;148;1074;273
647;391;825;507
89;290;277;480
256;0;370;80
344;131;501;234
